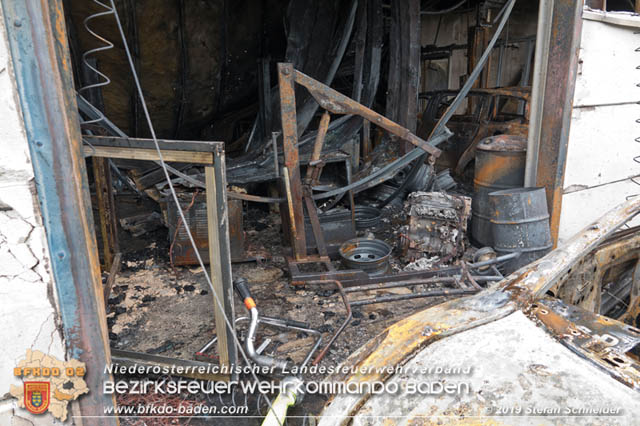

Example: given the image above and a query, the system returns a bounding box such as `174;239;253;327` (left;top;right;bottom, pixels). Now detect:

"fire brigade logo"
10;350;88;421
24;382;50;415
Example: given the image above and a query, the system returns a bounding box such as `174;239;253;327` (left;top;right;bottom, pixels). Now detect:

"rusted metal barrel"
471;135;527;247
489;187;552;274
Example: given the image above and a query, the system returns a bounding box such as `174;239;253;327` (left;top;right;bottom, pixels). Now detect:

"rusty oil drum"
471;135;527;247
489;187;552;274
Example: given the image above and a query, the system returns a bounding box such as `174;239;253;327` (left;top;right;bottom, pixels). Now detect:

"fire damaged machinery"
400;192;472;261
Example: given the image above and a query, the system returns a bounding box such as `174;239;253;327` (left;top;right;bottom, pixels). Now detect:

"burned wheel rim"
339;238;392;276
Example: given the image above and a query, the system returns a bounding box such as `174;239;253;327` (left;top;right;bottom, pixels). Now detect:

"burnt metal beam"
293;70;441;157
83;134;221;152
533;0;584;247
278;63;307;259
1;0;118;420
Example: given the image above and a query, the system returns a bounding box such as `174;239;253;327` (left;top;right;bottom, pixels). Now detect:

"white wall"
0;7;67;426
558;11;640;244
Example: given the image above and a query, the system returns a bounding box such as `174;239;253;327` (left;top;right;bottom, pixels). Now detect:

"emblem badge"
24;382;50;415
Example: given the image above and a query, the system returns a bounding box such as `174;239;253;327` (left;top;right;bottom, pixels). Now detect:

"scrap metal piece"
401;192;471;261
530;299;640;389
343;274;502;294
304;209;356;258
350;288;479;307
431;169;457;191
103;252;122;308
354;206;381;230
120;212;163;237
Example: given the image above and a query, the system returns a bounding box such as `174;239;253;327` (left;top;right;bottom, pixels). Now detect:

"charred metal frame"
526;0;584;246
0;0;118;420
277;62;442;284
83;135;237;373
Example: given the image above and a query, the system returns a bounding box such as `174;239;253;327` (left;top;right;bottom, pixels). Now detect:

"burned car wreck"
320;198;640;425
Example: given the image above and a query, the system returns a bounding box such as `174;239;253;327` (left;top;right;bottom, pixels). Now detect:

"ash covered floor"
106;193;480;425
107;200;475;380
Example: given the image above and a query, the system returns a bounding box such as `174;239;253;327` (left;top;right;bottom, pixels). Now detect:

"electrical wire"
106;1;282;423
79;0;115;126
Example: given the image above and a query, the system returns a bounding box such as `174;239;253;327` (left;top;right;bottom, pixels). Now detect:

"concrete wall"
0;7;67;426
558;11;640;244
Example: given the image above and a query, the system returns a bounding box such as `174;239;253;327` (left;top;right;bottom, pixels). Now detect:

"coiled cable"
631;30;640;201
78;0;115;126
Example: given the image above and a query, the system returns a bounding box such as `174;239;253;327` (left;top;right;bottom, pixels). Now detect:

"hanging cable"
106;1;282;423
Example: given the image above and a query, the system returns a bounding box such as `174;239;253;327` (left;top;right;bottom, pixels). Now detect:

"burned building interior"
53;0;640;422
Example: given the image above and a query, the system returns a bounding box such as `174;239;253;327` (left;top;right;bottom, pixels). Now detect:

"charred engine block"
400;192;471;261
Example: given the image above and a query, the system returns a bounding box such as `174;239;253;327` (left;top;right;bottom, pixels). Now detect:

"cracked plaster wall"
0;7;68;426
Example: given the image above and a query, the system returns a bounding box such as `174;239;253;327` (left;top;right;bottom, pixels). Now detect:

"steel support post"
533;0;583;247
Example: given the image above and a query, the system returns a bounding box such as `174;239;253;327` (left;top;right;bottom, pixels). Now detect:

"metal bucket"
471;135;527;247
339;238;391;276
489;187;552;274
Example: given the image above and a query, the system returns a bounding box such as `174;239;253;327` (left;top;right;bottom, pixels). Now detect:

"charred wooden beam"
386;0;421;153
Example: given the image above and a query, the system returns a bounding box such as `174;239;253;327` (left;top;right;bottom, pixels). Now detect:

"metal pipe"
468;251;519;268
343;275;502;293
306;280;353;365
245;308;290;370
350;289;478;306
198;315;322;370
525;0;554;186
